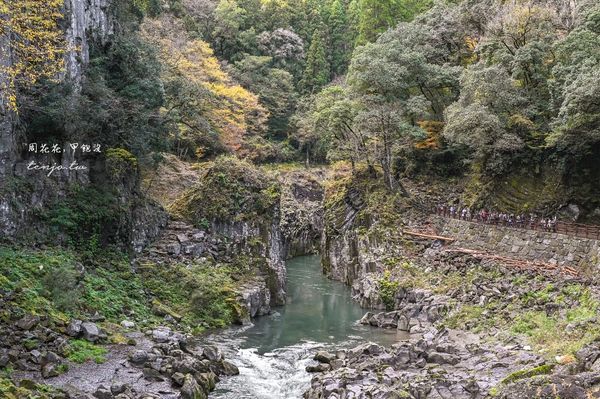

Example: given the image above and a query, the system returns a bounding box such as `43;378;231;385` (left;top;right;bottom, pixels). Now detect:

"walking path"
434;212;600;240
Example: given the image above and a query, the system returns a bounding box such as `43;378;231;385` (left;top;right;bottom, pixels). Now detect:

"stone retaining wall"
438;218;600;270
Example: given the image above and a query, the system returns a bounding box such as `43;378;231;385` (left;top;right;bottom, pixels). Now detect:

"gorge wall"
320;178;600;314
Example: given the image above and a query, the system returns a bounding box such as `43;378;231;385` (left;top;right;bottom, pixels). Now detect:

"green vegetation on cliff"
0;245;244;333
171;156;280;225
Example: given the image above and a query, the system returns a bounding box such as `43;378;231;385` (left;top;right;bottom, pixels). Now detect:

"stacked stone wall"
438;218;600;270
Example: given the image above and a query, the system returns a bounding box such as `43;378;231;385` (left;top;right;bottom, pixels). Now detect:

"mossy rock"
170;156;280;224
106;148;139;181
500;364;554;385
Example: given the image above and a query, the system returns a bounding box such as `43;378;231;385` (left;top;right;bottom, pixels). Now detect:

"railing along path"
434;211;600;240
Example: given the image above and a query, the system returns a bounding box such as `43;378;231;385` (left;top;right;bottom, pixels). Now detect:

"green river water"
208;255;406;398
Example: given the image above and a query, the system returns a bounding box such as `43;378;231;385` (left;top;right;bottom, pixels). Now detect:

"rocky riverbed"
4;316;239;399
303;330;600;399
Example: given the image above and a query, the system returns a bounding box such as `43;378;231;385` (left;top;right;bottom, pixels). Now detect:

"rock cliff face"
279;171;324;258
320;185;411;292
211;214;288;306
63;0;114;86
0;27;15;179
0;0;116;237
0;1;167;251
0;0;114;180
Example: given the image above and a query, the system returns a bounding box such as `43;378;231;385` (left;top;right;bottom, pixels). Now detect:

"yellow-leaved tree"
141;15;268;157
0;0;65;111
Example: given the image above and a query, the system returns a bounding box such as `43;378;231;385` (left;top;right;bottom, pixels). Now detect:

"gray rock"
427;351;460;365
128;350;148;364
142;367;164;381
120;320;135;329
0;354;9;367
194;372;217;392
397;314;410;331
16;315;40;330
93;386;113;399
171;371;186;386
81;322;102;342
41;351;61;365
152;328;171;343
306;363;331;372
211;360;239;376
41;363;61;378
202;345;222;361
110;383;129;395
314;351;335;364
67;319;83;337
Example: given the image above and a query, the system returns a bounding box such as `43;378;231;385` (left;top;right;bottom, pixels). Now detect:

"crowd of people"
435;204;559;232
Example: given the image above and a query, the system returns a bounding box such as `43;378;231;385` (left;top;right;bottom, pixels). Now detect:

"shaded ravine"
205;255;406;399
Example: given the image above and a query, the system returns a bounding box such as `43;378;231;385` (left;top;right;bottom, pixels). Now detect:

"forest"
1;0;600;398
4;0;600;201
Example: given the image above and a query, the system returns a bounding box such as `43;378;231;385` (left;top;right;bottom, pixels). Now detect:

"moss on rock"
170;156;280;225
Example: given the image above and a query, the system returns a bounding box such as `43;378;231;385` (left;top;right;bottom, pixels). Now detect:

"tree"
232;55;296;137
0;0;65;111
141;15;267;157
345;4;476;190
548;4;600;157
293;85;367;168
256;28;305;79
444;103;522;172
352;0;432;45
479;1;559;119
211;0;247;59
328;0;352;76
443;64;526;173
300;27;331;94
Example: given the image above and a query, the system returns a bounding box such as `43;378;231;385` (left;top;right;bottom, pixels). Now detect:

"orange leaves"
141;15;267;155
415;120;444;149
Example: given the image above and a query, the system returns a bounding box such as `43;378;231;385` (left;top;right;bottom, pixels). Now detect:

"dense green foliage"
171;156;280;224
13;0;599;196
0;245;245;332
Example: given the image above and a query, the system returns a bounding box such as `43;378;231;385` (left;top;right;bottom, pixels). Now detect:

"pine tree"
328;0;351;76
355;0;400;44
300;27;331;94
353;0;432;45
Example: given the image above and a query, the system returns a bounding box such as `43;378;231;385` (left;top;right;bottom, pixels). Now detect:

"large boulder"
81;322;103;342
16;314;40;330
67;319;83;337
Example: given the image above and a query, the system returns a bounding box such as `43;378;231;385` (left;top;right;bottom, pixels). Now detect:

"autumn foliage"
141;15;267;156
0;0;65;111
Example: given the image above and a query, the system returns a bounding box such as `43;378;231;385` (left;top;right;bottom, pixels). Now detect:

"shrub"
66;340;107;364
170;156;280;224
40;262;82;312
378;271;399;311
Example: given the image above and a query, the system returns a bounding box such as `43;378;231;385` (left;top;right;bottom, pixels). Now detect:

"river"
206;255;407;399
